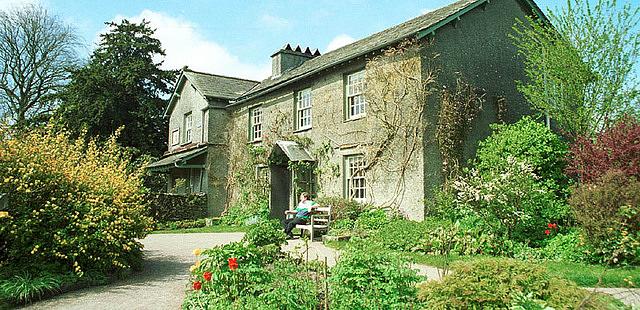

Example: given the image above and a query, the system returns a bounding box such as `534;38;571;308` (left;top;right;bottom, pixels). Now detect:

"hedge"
145;192;207;223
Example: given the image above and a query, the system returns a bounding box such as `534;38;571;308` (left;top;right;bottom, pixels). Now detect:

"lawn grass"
151;225;247;234
324;241;640;288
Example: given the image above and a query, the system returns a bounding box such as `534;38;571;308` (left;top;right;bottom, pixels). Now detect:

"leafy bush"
0;125;151;276
144;192;207;223
417;257;623;309
541;230;589;263
220;195;268;226
569;170;640;265
0;272;61;304
354;209;390;232
327;219;355;237
315;196;371;221
242;220;286;247
418;218;507;256
183;242;317;309
329;245;421;310
454;157;570;243
475;116;570;193
369;218;445;252
567;116;640;183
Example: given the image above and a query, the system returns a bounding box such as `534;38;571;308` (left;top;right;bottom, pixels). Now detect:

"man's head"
299;192;310;202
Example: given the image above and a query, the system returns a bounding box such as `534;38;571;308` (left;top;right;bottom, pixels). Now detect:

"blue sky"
1;0;638;80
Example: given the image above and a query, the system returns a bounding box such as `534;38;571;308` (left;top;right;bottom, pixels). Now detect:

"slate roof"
232;0;487;103
183;69;259;100
147;146;208;171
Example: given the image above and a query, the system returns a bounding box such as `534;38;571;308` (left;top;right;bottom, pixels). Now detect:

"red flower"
228;257;238;271
544;229;551;235
203;271;212;281
548;223;553;228
552;223;558;229
193;281;202;290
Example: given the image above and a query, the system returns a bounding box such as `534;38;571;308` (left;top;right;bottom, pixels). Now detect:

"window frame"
296;88;313;130
344;154;367;203
249;107;263;142
171;128;180;146
183;112;193;144
345;70;366;120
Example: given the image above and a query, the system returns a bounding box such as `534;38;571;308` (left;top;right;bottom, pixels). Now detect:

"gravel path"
22;233;244;310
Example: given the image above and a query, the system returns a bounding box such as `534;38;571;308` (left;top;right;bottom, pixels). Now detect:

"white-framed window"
345;155;366;202
250;107;263;141
297;88;312;130
171;129;180;146
346;70;366;119
183;112;193;143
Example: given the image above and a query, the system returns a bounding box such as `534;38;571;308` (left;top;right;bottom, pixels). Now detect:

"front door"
269;164;291;221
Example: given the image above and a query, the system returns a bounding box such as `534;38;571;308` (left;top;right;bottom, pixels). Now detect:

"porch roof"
275;140;314;162
146;146;207;172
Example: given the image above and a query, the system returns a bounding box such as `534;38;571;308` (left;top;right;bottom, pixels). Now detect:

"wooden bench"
285;206;331;241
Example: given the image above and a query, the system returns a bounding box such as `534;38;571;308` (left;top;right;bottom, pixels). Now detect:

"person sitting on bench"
283;192;317;239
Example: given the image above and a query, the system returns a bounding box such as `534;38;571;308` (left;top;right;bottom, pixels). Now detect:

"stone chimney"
271;44;321;77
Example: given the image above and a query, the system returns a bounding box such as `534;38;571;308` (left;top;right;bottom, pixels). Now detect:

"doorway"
269;164;291;221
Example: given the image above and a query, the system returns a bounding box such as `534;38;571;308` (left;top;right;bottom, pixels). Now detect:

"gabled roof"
184;70;259;100
231;0;546;104
164;68;258;117
146;146;208;171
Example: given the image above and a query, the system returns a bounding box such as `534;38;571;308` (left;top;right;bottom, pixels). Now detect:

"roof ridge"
184;68;260;83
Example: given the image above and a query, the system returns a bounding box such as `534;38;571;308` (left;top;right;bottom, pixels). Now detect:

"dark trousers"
283;217;306;236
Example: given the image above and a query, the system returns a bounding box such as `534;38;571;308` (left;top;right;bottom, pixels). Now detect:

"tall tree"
0;4;79;129
513;0;640;137
58;19;175;158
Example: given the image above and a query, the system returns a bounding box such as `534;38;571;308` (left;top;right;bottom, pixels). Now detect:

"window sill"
248;139;263;145
180;141;193;146
344;114;367;123
293;127;312;134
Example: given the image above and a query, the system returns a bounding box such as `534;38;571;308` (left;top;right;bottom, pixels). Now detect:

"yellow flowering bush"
0;125;152;274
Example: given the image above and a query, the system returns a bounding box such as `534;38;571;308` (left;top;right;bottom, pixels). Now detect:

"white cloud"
102;10;270;81
260;13;290;29
325;34;355;52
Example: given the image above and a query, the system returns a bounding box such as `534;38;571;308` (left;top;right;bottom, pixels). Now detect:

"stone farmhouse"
147;0;545;221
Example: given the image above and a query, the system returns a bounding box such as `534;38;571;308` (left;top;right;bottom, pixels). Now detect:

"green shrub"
0;272;61;304
370;218;446;252
475;116;570;194
145;192;207;223
541;230;590;263
184;242;317;309
454;157;571;244
327;219;355;236
569;170;640;265
315;196;371;221
0;125;151;276
418;218;507;256
354;209;390;232
242;220;286;247
417;257;623;309
329;245;421;310
220;195;269;226
156;218;207;230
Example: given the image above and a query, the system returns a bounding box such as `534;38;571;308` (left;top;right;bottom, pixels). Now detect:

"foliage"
0;125;152;275
417;257;623;309
155;218;207;231
0;271;61;304
315;196;371;221
512;1;640;137
475;116;570;194
242;220;286;247
436;77;484;182
327;219;355;237
453;157;570;243
57;19;174;158
329;245;421;310
569;170;640;265
0;4;79;129
223;145;270;226
567;116;640;183
369;218;445;252
353;209;390;232
144;192;207;223
540;230;590;263
183;242;318;309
